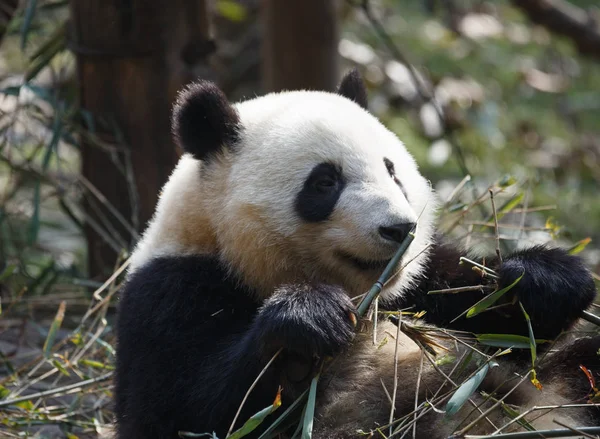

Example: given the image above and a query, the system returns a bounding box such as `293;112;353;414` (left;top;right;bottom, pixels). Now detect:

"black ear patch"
171;81;241;161
336;68;368;110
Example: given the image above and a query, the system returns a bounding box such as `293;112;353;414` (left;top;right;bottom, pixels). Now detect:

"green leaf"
216;0;247;22
476;334;548;349
497;192;525;216
0;86;21;96
301;373;320;439
257;389;308;439
499;401;536;431
28;106;62;244
23;84;53;102
51;359;70;377
445;362;497;416
16;400;34;411
21;0;39;50
0;385;10;399
434;354;456;367
178;433;218;438
466;272;524;319
481;192;524;226
498;175;517;188
0;264;17;282
25;22;67;81
28;180;41;245
519;302;537;366
43;301;66;358
568;237;591;255
448;203;466;212
79;359;114;370
227;388;282;439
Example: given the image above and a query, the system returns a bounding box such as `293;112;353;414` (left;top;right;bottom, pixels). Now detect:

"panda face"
213;91;437;298
131;74;437;299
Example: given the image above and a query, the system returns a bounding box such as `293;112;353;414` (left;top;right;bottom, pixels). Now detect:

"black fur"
171;81;241;161
116;242;597;437
115;256;357;439
255;284;357;358
384;157;408;199
295;162;346;222
337;68;368;110
384;238;597;339
379;222;416;244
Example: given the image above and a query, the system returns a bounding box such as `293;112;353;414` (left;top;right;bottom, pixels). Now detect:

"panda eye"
313;175;338;192
303;163;344;195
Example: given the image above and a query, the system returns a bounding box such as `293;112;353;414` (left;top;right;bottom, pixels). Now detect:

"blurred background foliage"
0;0;599;436
0;0;598;320
0;0;598;303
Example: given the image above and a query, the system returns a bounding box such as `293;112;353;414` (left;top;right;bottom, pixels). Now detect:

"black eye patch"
383;157;408;200
295;163;345;222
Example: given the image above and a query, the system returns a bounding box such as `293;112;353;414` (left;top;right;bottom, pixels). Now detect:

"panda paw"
252;284;357;359
497;245;596;338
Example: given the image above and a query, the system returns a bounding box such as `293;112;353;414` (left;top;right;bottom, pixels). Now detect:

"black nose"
379;222;417;243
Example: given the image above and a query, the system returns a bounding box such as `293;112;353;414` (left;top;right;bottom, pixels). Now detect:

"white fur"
129;90;438;299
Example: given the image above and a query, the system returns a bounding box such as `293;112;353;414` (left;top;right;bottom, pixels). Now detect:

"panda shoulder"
121;255;258;319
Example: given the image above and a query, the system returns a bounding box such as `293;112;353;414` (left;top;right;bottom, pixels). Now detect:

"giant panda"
115;70;599;439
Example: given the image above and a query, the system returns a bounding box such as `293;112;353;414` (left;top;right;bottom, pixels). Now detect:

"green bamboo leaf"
568;237;591;255
79;359;114;370
28;21;66;61
0;264;17;282
445;362;497;416
25;22;67;81
301;373;320;439
519;302;537;366
178;433;218;438
0;385;10;399
40;0;69;11
28;107;62;244
28;180;41;245
23;84;53;102
497;192;525;216
216;0;247;22
16;400;34;411
499;401;536;431
0;86;21;96
20;0;39;50
257;389;308;439
227;388;282;439
448;203;466;212
476;334;548;349
43;301;66;358
481;193;524;227
51;359;70;377
498;175;517;188
466;272;524;319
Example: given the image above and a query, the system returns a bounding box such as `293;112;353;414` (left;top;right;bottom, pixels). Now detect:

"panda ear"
336;68;368;110
171;81;241;161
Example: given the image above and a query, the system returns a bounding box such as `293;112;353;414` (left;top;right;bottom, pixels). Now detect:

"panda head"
132;70;437;299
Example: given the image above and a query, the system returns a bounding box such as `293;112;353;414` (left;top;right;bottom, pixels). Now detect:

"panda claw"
348;311;358;327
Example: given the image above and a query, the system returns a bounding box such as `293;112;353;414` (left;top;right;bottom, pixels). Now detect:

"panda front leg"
387;239;597;339
250;284;358;379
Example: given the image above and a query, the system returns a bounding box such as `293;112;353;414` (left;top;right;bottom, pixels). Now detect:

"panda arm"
386;238;596;339
115;256;280;438
115;256;357;438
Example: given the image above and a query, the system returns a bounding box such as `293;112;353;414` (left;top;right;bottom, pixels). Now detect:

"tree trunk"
69;0;213;277
261;0;339;92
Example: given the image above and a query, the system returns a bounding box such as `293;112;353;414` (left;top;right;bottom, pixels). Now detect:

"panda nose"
379;222;417;244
